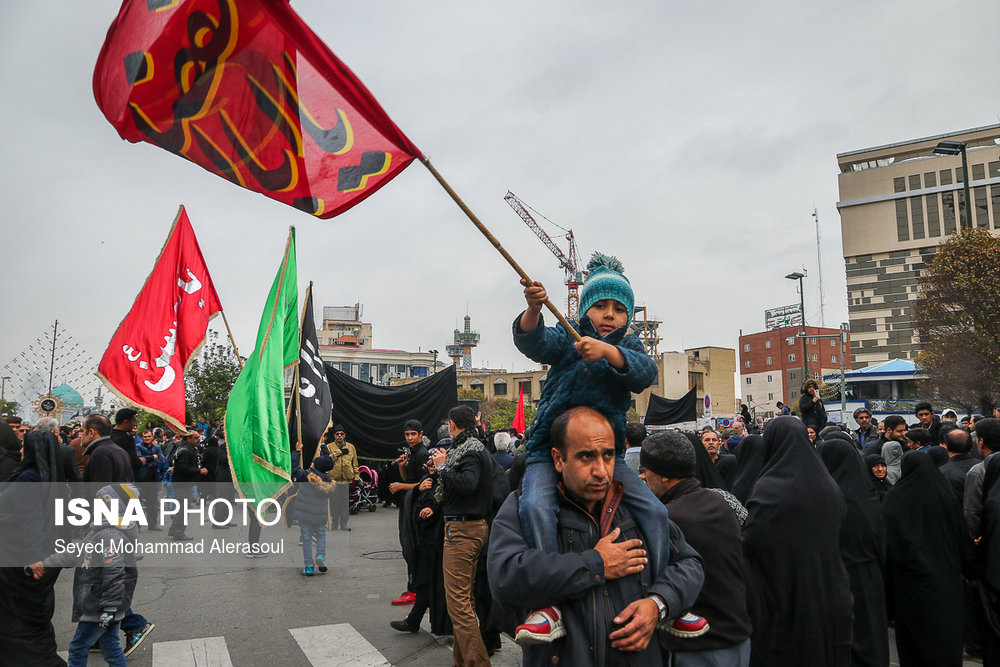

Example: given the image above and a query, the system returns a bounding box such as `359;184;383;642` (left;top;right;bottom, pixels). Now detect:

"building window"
493;379;507;396
768;393;774;401
745;360;751;368
790;372;797;380
789;353;796;362
767;374;773;382
746;377;752;385
412;366;428;378
787;337;795;346
811;353;818;362
765;340;772;349
895;199;910;241
809;337;817;345
943;191;957;235
911;196;925;239
832;355;838;364
743;343;750;352
518;380;532;396
766;356;772;365
689;372;704;392
747;394;752;402
830;339;836;346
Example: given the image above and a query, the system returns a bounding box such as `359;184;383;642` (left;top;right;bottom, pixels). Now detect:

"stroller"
349;465;380;514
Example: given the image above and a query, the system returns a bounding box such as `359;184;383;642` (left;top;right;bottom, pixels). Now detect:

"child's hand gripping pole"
421;158;583;342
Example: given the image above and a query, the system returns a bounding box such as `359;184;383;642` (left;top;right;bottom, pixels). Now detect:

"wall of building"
739;325;852;406
837;124;1000;366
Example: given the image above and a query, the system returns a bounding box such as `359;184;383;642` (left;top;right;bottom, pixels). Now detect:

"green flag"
225;228;299;501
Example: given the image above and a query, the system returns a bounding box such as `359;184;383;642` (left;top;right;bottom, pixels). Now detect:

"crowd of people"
5;247;1000;667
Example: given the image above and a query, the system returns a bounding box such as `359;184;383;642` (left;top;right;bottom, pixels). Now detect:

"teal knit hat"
579;252;634;322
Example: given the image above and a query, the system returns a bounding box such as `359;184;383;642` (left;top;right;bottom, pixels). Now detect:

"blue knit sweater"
512;313;657;465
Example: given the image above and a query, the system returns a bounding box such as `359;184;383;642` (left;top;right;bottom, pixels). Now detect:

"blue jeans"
519;456;669;576
300;523;326;568
67;620;126;667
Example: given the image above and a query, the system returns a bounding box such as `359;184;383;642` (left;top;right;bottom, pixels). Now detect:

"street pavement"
46;504;985;666
50;504;520;666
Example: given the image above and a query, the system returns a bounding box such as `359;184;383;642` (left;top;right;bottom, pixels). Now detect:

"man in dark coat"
940;428;978;505
109;408;143;474
700;429;737;489
914;402;942;445
82;415;133;484
489;406;704;667
853;408;878;451
798;379;827;432
641;431;752;665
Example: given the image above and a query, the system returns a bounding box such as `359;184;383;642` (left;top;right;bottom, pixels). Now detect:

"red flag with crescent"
97;207;222;429
93;0;424;219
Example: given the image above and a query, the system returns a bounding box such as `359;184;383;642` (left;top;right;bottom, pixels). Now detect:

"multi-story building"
739;325;852;414
837;123;1000;367
634;346;737;419
315;304;434;384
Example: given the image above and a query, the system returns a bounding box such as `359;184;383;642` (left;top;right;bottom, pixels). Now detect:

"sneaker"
123;622;155;657
390;619;419;633
515;606;565;645
666;612;709;638
300;566;314;576
316;555;327;573
391;591;416;606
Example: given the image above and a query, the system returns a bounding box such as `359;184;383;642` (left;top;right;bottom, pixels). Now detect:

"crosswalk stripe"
152;636;234;667
289;623;390;666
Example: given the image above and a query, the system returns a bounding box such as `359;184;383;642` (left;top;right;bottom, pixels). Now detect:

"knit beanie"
578;252;634;322
312;455;334;473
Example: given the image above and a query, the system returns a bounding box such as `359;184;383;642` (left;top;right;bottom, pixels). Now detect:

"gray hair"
37;417;60;434
495;432;512;452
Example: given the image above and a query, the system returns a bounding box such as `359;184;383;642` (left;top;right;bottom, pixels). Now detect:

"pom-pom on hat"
579;252;634;322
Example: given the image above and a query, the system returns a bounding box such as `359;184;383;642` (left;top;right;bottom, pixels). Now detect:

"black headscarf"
742;416;853;666
928;445;950;467
11;431;65;482
818;439;885;566
864;453;892;501
0;422;20;480
979;455;1000;633
684;432;725;490
730;434;764;504
883;451;974;665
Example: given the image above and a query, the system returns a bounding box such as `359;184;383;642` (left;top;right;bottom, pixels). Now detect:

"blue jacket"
513;313;657;464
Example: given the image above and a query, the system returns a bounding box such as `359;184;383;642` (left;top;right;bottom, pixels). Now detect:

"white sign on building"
765;304;803;330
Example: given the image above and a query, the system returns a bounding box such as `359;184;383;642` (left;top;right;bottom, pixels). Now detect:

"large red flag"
93;0;424;219
511;384;526;435
97;206;222;429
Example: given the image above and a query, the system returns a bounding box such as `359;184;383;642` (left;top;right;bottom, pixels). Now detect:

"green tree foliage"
914;228;1000;414
487;397;536;433
185;331;244;425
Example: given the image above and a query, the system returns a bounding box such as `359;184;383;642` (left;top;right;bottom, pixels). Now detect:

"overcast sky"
2;0;999;405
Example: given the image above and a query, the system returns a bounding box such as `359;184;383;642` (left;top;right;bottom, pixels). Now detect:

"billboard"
765;304;803;330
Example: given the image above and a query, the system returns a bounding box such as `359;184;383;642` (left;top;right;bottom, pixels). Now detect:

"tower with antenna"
446;315;480;370
813;208;826;327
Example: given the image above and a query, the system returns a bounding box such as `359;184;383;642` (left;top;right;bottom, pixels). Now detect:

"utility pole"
813;209;825;327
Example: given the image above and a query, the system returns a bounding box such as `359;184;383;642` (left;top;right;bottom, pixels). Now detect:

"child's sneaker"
316;555;327;573
515;606;564;645
665;612;709;637
300;566;314;576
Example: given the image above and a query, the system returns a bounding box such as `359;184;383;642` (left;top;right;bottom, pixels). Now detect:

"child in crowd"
39;483;140;667
291;455;336;576
512;252;706;644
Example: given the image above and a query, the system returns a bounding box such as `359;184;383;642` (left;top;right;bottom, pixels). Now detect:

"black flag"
289;285;332;465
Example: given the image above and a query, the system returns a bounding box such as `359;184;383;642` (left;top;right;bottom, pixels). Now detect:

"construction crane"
504;191;585;321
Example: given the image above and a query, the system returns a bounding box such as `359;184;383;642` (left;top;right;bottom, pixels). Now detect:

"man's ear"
551;447;564;473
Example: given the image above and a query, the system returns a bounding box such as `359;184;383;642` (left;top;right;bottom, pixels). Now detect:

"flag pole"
421;158;583;342
293;282;312;454
219;310;244;369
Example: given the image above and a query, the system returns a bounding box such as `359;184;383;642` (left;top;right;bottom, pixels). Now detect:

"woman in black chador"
819;439;890;667
883;450;974;667
742;416;853;666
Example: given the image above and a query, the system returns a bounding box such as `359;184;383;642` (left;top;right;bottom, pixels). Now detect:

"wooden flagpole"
219;310;244;369
420;158;583;342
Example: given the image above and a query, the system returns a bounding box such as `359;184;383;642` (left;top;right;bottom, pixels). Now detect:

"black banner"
324;364;458;460
644;388;697;426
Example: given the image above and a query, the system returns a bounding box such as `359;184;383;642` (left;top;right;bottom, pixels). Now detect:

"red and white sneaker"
515;606;565;645
666;612;709;637
391;591;416;606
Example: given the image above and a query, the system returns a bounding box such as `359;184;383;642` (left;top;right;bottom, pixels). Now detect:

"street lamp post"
785;271;808;381
1;376;9;404
934;140;973;231
429;349;439;375
792;324;850;423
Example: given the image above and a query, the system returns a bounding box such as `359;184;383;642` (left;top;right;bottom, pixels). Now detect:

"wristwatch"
648;594;668;622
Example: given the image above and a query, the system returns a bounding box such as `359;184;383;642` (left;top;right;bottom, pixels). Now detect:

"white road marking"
289;623;390;666
152;636;233;667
